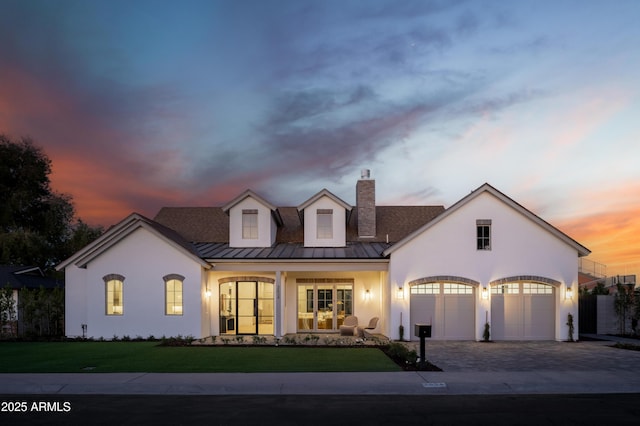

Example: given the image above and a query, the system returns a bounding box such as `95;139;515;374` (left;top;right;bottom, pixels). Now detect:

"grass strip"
0;342;400;373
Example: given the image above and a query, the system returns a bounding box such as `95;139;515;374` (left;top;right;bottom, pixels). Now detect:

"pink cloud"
0;61;194;226
555;183;640;280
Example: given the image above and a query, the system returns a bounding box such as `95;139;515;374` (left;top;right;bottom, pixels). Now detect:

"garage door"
410;283;475;340
490;282;555;340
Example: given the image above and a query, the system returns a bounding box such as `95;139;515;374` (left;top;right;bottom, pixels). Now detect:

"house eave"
297;188;353;212
56;213;211;271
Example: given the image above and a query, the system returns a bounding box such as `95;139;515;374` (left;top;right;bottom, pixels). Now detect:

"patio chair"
357;317;379;339
339;315;358;336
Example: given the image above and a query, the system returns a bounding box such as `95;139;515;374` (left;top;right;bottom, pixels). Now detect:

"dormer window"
242;209;258;239
317;209;333;239
223;190;282;248
476;219;491;250
298;189;350;247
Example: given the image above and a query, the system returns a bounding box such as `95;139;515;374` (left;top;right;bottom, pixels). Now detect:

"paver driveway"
414;340;640;372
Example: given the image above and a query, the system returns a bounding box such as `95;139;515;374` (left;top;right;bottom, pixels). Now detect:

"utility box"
414;324;432;338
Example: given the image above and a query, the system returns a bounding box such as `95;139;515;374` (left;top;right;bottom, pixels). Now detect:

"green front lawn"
0;342;400;373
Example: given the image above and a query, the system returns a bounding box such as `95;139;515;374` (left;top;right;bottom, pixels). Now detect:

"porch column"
275;270;282;338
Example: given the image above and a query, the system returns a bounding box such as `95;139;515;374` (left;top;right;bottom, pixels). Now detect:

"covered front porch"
203;262;389;339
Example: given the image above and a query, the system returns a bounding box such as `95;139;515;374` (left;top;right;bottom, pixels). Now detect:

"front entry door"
297;284;353;332
237;281;257;334
220;281;274;335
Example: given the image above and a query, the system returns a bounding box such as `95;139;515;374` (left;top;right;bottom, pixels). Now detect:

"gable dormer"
297;189;352;247
222;190;282;248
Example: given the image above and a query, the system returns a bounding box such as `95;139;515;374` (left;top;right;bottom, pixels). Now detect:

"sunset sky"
1;0;638;279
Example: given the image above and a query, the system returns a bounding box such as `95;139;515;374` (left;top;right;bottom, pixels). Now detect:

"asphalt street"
2;394;640;425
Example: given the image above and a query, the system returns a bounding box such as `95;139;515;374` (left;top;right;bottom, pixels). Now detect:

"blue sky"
1;0;639;276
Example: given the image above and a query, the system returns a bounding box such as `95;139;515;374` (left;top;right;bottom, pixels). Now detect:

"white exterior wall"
67;228;206;339
228;197;276;248
64;266;88;337
388;192;580;341
303;197;347;247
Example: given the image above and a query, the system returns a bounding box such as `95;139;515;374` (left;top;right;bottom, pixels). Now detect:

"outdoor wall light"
481;287;489;299
205;288;212;298
565;286;573;300
365;289;371;301
397;287;404;299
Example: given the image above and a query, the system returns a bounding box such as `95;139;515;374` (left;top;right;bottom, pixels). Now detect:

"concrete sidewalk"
2;369;640;396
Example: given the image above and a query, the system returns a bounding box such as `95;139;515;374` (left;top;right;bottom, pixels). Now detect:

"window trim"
103;274;125;316
242;209;259;240
476;219;492;250
316;209;333;239
163;274;185;316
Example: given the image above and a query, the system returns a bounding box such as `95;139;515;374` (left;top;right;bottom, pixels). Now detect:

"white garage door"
490;282;555;340
410;283;475;340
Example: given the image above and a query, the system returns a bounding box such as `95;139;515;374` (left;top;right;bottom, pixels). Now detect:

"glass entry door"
220;281;274;335
297;283;353;332
237;281;257;334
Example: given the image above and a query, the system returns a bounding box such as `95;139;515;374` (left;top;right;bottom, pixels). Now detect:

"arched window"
103;274;125;315
163;274;185;315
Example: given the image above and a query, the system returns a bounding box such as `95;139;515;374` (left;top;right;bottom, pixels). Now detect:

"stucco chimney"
356;169;376;238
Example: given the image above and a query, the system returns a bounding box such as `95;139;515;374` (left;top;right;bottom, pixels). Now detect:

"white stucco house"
58;172;590;341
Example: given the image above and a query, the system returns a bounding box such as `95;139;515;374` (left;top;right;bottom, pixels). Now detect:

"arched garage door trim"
490;275;560;287
409;276;480;287
409;276;478;340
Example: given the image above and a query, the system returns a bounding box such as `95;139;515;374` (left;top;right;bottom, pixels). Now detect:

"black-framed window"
476;219;491;250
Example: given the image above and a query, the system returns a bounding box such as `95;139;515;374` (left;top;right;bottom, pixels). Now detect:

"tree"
19;285;65;337
61;219;104;261
0;284;17;338
591;282;609;295
0;134;102;273
633;287;640;336
614;282;636;335
1;135;54;230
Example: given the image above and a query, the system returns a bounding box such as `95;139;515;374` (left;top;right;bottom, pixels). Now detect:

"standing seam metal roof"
194;242;392;260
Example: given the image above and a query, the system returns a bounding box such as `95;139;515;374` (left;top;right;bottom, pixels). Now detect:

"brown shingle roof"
142;214;204;258
275;207;303;243
154;207;229;242
154;205;444;244
349;206;445;243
